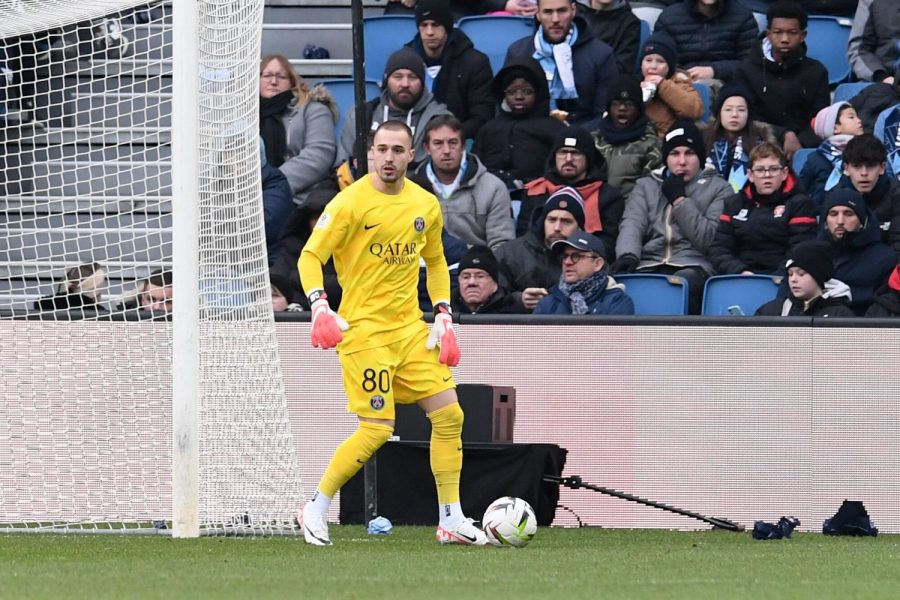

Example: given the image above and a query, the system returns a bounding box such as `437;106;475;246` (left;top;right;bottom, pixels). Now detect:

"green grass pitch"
2;527;899;599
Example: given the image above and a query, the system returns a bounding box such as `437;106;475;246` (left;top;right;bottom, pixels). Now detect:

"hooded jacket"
711;172;818;274
338;85;452;167
279;86;339;207
534;269;635;315
756;278;856;317
865;265;900;318
734;38;831;148
818;208;897;314
517;143;624;260
405;28;494;140
411;153;515;250
505;14;620;131
653;0;759;82
616;164;733;274
473;57;568;185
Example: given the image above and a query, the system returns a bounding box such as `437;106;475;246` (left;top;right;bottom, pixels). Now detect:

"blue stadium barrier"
457;15;533;75
805;16;852;85
694;82;712;123
363;15;418;84
701;274;782;316
615;273;689;316
319;78;381;136
637;19;650;74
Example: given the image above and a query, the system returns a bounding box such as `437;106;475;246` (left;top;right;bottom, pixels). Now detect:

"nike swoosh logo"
364;223;380;230
442;376;452;382
356;459;366;464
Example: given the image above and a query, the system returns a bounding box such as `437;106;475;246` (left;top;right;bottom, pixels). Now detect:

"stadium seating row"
615;274;782;316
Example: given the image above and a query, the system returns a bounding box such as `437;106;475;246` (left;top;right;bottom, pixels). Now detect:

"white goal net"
0;0;303;535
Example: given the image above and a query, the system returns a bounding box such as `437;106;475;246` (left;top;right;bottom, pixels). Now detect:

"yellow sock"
319;421;393;498
428;403;464;505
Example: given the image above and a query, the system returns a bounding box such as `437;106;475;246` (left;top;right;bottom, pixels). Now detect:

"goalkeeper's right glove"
308;290;348;350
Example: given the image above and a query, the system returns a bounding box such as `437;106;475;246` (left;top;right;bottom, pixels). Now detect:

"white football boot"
297;504;332;546
435;518;488;545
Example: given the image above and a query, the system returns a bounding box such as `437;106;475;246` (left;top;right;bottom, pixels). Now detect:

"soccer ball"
481;496;537;547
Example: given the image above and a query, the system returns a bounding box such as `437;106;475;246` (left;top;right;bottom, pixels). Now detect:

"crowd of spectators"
252;0;899;318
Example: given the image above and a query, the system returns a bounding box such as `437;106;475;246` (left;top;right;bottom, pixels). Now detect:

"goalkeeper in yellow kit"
296;120;487;546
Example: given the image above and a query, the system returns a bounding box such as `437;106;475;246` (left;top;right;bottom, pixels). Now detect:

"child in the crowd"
865;264;900;318
638;32;704;140
592;74;662;198
701;83;775;192
711;142;817;275
800;101;864;210
837;133;900;255
755;241;855;317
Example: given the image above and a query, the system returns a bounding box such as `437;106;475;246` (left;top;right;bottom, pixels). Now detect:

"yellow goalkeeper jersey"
300;174;449;354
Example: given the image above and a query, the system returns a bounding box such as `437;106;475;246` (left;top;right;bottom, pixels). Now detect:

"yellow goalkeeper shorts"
338;327;455;420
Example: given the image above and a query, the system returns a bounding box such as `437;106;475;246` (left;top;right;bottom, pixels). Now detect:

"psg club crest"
370;395;385;410
414;217;425;232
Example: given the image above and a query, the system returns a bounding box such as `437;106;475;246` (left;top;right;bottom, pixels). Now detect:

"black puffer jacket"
711;173;818;275
734;39;831;148
493;229;560;293
850;82;900;134
653;0;758;82
473;57;567;185
406;29;494;140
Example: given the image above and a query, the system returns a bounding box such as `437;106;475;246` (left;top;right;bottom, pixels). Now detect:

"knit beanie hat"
539;186;586;229
812;101;851;139
820;188;867;222
607;74;645;115
786;241;834;288
457;245;500;282
384;48;426;84
714;82;752;119
551;126;598;163
641;32;677;77
415;0;454;32
662;119;706;159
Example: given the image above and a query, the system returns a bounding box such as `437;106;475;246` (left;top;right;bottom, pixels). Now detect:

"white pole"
171;0;201;539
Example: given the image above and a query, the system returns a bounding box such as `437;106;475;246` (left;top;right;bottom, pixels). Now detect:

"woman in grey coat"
259;54;338;208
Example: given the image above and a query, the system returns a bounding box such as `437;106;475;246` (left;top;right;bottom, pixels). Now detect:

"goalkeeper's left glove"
425;301;460;367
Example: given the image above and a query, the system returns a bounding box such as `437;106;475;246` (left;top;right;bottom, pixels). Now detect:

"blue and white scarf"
706;136;749;192
819;134;855;193
532;23;578;109
557;268;607;315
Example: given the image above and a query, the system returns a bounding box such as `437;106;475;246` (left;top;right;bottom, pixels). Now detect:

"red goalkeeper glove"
309;290;348;350
425;302;459;367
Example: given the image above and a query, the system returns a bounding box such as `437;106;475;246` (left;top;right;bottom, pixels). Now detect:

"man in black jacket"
580;0;641;76
405;0;494;140
505;0;619;130
451;246;527;314
733;0;830;159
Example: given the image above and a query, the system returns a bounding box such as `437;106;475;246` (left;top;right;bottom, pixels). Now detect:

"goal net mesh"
0;0;303;534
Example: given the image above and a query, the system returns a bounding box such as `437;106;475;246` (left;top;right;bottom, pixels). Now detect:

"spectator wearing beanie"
653;0;759;84
593;74;663;198
865;264;900;318
733;0;830;158
504;0;620;131
638;32;704;140
534;231;635;315
818;188;896;314
338;47;452;167
581;0;642;76
756;241;855;317
473;57;567;187
403;0;493;140
701;82;775;192
614;119;732;313
518;126;624;256
451;246;527;314
494;186;586;311
800;101;865;211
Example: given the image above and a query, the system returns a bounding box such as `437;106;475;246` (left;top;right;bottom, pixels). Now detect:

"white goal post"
0;0;303;536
